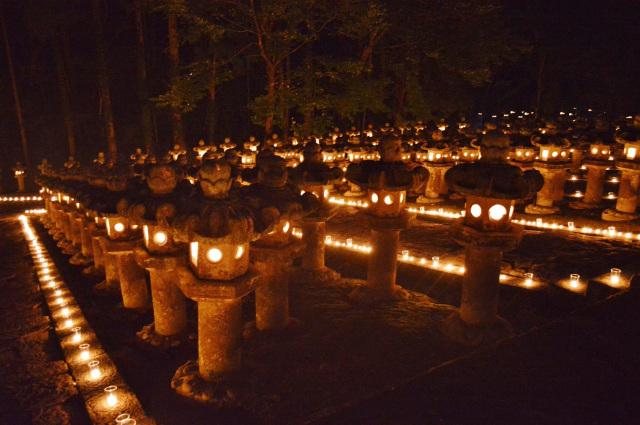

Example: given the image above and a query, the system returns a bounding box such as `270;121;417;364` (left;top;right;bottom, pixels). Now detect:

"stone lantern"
170;160;264;402
220;137;236;152
125;163;190;347
346;134;428;303
13;162;26;193
524;134;571;214
416;136;454;204
442;130;543;345
289;142;344;283
570;142;614;210
95;165;150;310
193;140;211;161
241;152;319;329
169;144;186;161
602;117;640;221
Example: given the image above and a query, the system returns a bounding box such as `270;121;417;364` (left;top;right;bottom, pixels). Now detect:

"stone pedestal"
110;241;150;310
70;216;95;266
570;161;608;209
441;222;520;345
134;247;188;347
94;236;121;296
350;211;411;304
16;175;25;193
291;213;340;283
251;242;304;330
525;163;567;214
171;266;259;403
86;229;107;276
602;161;640;221
417;163;452;204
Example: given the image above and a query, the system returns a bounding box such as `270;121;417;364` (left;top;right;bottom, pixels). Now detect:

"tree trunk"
265;62;276;137
53;31;76;158
280;58;290;144
134;0;153;155
93;0;117;163
535;51;547;118
207;53;217;146
303;42;313;138
1;5;30;171
168;8;185;149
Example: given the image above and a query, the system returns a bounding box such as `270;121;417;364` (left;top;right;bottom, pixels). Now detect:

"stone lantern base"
569;200;600;210
172;266;259;403
524;202;559;215
601;208;638;221
290;215;341;284
441;312;513;346
83;229;107;277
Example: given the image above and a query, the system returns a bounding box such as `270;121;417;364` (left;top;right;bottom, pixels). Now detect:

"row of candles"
19;215;138;425
0;195;42;202
292;227;627;293
329;194;640;243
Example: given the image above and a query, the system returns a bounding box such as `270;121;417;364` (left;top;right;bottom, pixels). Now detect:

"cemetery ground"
1;201;640;425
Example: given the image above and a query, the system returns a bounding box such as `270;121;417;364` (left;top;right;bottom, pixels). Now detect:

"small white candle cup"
401;250;409;259
570;274;580;288
524;273;533;286
608;226;616;235
115;413;131;424
104;385;118;407
567;221;574;230
536;218;542;226
432;256;440;267
88;360;100;379
610;268;621;284
346;238;353;246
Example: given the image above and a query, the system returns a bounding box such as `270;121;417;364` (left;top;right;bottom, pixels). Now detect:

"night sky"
0;0;639;187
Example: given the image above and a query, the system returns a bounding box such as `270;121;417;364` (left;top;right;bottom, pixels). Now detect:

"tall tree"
134;0;154;154
167;2;185;149
93;0;118;163
0;3;30;171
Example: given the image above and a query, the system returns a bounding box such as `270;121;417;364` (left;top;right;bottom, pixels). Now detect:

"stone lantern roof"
445;130;543;200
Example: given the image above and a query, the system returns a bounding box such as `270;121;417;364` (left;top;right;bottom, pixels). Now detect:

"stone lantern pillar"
123;163;191;347
170;160;261;402
602;136;640;221
346;134;428;303
241;152;318;329
442;130;543;345
570;143;613;210
289;142;344;283
525;135;571;214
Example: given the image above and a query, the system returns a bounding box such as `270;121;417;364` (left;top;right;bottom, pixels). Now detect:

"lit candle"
79;344;90;360
72;327;82;343
610;268;621;284
54;290;62;296
570;274;580;288
524;273;533;286
64;319;73;327
104;385;118;407
88;360;101;379
61;305;70;318
432;256;440;267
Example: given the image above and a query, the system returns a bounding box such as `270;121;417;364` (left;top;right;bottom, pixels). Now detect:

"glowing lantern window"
626;146;637;160
235;246;244;259
551;151;558;158
591;147;598;155
283;221;290;233
143;225;149;242
207;248;223;263
400;193;404;203
470;204;482;218
324;189;329;198
541;149;549;159
489;204;507;221
190;242;198;265
114;222;125;232
153;231;168;246
371;193;379;203
383;195;394;205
